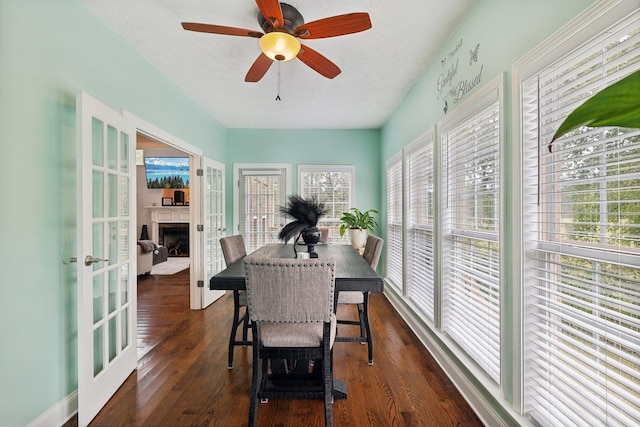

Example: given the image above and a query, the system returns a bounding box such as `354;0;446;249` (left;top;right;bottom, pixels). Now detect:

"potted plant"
278;195;329;246
549;69;640;151
339;208;379;249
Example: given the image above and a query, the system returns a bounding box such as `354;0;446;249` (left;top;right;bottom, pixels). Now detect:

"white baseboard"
383;287;530;427
28;391;77;427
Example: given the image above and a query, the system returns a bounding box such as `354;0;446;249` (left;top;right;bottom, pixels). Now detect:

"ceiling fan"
181;0;372;82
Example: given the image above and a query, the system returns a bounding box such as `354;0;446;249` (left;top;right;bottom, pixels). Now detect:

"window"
405;130;436;321
299;165;354;244
386;155;403;290
440;76;502;384
520;11;640;426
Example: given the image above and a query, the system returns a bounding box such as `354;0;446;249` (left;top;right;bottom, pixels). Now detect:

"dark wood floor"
65;268;483;427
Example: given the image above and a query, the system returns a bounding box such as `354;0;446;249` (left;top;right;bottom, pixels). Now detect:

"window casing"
298;165;354;244
521;11;640;426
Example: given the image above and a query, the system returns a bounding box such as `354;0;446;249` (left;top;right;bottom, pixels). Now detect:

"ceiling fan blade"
182;22;263;38
297;44;341;79
245;53;273;82
295;13;371;39
255;0;284;28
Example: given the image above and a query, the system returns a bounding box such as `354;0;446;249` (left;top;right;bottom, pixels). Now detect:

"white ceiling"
82;0;476;129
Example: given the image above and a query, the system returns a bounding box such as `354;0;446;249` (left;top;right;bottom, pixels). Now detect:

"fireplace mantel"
146;206;190;243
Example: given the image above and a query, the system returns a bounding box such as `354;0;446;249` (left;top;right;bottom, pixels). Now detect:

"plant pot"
348;228;367;250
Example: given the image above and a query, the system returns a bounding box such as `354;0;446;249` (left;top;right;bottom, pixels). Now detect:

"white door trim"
122;112;204;309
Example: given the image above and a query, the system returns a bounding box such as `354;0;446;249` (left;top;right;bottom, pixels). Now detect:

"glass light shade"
259;32;301;62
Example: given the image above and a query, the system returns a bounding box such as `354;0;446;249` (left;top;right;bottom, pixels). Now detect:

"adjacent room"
1;1;638;426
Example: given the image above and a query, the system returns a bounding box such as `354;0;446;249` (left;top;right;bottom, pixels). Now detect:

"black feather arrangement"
278;195;328;243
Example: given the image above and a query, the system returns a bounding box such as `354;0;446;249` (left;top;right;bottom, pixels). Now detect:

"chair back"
244;258;336;323
362;235;384;270
220;235;247;266
319;227;330;243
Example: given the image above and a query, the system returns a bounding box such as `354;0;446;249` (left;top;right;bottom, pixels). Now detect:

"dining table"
210;243;384;399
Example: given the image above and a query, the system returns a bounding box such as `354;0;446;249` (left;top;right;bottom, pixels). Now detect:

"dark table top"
210;244;384;293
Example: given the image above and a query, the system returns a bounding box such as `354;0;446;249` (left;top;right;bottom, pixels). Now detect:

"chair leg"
357;303;366;339
362;293;373;365
228;290;242;369
242;310;250;342
248;329;260;427
323;336;333;426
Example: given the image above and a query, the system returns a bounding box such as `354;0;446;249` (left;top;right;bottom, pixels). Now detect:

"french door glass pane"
107;125;117;170
93;171;104;218
93;274;104;324
93;326;104;376
92;118;103;167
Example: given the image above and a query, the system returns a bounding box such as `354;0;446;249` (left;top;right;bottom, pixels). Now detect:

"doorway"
136;133;192;272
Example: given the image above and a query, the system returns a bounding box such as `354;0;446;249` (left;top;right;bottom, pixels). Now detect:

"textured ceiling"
81;0;476;129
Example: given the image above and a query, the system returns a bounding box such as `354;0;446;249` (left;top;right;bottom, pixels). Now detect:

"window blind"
522;12;640;426
386;157;403;290
442;97;501;384
406;132;435;321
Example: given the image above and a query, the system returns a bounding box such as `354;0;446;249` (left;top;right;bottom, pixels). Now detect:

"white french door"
235;165;289;253
76;92;137;426
201;157;225;308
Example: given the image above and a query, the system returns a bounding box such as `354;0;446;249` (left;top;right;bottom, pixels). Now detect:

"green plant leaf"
549;69;640;151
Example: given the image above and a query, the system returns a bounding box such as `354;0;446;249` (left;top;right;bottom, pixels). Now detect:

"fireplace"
158;223;189;257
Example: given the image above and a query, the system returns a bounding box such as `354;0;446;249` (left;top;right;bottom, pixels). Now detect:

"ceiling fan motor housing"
258;3;304;35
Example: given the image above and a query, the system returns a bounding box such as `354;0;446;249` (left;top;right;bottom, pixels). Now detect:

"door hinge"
197;224;204;232
197;168;204;177
197;280;204;288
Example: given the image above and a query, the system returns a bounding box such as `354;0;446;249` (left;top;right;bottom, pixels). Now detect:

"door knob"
84;255;108;266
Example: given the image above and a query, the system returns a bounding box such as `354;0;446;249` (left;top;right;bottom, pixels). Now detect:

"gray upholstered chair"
319;227;330;243
220;235;249;369
335;234;383;365
244;257;337;427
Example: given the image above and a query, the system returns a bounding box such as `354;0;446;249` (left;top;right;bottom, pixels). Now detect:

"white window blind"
441;90;501;384
299;165;353;244
522;12;640;427
239;168;286;252
405;132;435;321
386;156;403;290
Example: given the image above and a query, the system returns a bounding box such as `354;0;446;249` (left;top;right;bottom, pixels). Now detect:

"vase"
348;228;367;250
301;226;321;244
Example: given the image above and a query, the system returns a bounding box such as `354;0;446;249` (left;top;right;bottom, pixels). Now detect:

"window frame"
438;74;505;386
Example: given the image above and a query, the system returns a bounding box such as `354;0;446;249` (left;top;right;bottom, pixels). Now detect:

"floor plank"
64;268;483;426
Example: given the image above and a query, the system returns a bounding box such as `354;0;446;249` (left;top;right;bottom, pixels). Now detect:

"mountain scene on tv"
145;157;190;189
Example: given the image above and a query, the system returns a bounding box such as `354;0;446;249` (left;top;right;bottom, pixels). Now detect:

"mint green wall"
382;0;593;157
227;129;381;226
0;1;225;425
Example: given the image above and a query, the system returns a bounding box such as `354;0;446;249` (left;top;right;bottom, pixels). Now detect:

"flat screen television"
144;157;189;189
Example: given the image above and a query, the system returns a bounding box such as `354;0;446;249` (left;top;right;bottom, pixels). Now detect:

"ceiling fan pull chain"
275;62;282;101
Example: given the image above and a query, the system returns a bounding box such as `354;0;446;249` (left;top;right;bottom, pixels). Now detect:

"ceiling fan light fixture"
259;31;300;62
